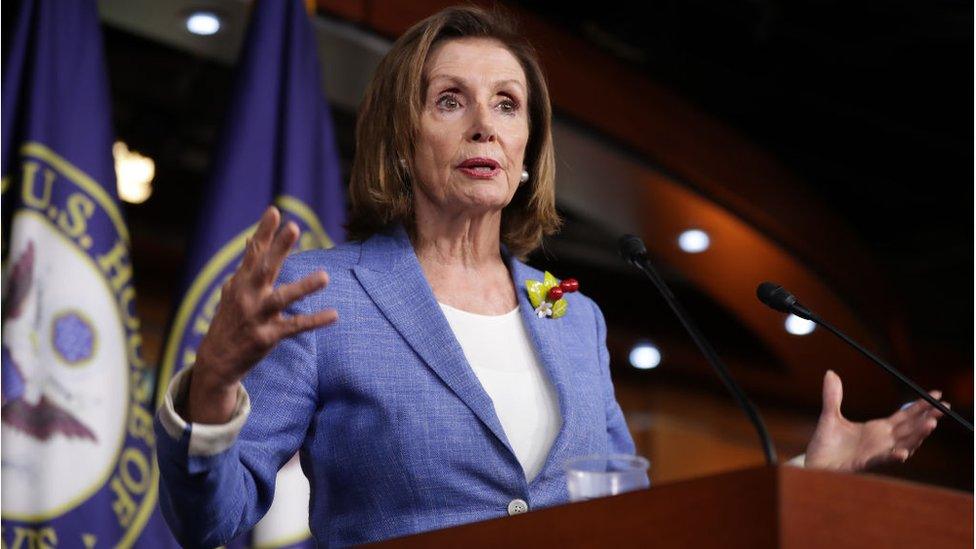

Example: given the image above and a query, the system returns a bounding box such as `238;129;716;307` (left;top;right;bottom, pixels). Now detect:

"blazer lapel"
352;225;513;453
506;255;575;482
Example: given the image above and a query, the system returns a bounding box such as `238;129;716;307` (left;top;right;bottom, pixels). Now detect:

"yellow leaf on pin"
551;298;568;319
542;271;559;291
526;279;547;309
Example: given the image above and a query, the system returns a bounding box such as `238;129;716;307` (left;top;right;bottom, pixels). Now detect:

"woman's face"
413;37;529;219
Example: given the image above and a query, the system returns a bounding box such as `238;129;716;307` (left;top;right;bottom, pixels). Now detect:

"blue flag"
1;0;175;547
158;0;346;546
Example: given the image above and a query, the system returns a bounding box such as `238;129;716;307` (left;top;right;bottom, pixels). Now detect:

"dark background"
518;0;974;371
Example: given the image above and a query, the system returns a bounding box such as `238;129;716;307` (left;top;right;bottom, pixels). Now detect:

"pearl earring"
520;168;529;184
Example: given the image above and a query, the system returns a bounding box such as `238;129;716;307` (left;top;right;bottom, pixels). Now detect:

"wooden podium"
372;466;973;548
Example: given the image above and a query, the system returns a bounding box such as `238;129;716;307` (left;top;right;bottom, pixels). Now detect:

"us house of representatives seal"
2;143;158;549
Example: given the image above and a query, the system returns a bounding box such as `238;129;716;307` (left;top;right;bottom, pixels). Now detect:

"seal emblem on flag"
1;144;159;548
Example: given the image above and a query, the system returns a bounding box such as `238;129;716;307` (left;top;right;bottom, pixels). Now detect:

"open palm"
805;370;946;472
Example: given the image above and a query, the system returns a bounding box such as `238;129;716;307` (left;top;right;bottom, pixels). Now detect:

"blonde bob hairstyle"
346;6;560;259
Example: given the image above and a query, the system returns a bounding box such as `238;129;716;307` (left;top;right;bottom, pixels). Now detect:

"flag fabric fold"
1;0;175;546
158;0;346;546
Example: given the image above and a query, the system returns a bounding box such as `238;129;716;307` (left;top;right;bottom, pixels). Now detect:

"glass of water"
564;454;650;502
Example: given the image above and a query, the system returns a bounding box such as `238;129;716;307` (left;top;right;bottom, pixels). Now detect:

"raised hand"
805;370;947;472
186;206;338;424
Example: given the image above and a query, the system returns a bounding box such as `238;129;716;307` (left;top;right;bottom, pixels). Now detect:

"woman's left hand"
805;370;947;472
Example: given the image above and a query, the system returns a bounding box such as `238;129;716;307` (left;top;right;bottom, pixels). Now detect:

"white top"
438;302;562;482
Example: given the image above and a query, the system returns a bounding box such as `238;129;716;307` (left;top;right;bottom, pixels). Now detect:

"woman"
154;6;947;547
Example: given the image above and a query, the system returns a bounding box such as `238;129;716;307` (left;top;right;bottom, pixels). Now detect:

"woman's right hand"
185;206;338;424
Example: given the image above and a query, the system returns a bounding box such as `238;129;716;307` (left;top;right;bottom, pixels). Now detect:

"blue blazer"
154;224;636;547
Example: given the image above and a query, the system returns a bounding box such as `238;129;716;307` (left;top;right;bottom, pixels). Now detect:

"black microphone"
756;282;972;433
619;234;648;261
619;235;778;465
756;282;813;319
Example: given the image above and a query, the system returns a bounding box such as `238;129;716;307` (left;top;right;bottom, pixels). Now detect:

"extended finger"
262;271;329;316
241;208;282;274
253;206;281;248
820;370;844;420
892;413;939;448
893;390;943;422
263;221;300;284
276;308;339;339
240;237;259;271
924;400;949;420
905;394;947;424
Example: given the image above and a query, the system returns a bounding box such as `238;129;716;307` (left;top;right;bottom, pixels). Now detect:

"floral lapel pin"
526;271;579;318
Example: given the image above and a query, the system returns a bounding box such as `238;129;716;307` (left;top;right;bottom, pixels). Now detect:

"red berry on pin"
560;278;579;293
547;286;564;302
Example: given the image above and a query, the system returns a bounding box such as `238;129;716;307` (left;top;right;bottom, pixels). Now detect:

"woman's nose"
467;104;496;143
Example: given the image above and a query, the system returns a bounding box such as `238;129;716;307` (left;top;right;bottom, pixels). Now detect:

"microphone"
756;282;814;319
619;235;778;465
756;282;972;432
618;234;648;261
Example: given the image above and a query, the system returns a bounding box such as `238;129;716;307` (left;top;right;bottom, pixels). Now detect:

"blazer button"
507;498;529;516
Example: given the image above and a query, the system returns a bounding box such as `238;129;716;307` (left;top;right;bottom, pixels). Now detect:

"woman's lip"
457;166;501;179
457;157;500;169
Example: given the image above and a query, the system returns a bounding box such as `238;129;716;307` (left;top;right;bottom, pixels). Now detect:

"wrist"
186;363;241;424
192;361;239;395
192;345;245;391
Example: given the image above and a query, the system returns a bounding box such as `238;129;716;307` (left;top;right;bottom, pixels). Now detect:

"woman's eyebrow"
495;79;526;93
427;74;467;90
428;74;526;93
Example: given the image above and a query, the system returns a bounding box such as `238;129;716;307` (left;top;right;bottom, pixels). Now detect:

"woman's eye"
436;95;460;110
498;99;518;114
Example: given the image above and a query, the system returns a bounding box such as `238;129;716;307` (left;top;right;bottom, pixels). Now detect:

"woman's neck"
412;214;502;269
411;209;517;315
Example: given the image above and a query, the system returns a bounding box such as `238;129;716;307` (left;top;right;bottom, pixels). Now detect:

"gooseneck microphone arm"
620;235;778;465
756;282;973;433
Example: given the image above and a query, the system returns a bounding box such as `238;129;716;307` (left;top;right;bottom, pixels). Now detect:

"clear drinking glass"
564;454;650;502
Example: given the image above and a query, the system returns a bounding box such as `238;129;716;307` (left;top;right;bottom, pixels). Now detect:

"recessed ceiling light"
785;314;816;336
678;229;710;253
629;341;661;370
186;11;221;36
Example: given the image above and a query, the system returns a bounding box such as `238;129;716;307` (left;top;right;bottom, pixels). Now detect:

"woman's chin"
464;192;514;211
448;186;513;213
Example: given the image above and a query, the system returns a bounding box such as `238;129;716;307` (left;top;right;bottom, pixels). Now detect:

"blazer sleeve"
591;299;637;455
153;259;320;548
